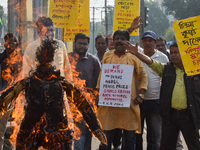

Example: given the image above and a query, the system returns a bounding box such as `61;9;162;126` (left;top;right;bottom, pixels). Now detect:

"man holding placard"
96;30;148;150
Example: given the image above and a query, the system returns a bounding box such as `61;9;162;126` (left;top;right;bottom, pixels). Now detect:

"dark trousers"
113;128;122;148
136;100;161;150
160;109;200;150
99;129;136;150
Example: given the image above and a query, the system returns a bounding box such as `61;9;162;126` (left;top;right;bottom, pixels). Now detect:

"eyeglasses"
77;42;88;46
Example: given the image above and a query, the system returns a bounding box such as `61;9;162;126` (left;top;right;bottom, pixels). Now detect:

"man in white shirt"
23;17;72;82
136;31;169;150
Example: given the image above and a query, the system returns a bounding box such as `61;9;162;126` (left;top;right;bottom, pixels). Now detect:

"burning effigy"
0;39;106;149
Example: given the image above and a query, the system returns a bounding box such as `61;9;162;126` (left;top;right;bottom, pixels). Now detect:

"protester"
127;41;200;150
135;31;169;150
95;35;107;62
97;30;148;150
156;36;170;59
156;36;183;150
22;17;72;82
106;34;115;51
68;33;101;150
102;16;143;150
0;33;21;149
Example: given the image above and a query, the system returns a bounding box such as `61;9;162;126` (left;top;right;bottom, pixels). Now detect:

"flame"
0;47;23;93
2;1;101;148
68;54;99;140
0;43;24;146
9;94;25;147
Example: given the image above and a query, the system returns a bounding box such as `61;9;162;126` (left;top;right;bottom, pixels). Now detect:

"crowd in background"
0;16;199;150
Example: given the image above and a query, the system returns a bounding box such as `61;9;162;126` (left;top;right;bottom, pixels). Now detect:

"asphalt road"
91;131;187;150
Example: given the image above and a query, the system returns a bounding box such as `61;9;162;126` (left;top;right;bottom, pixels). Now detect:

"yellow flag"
64;0;90;42
173;15;200;76
49;0;78;28
114;0;140;36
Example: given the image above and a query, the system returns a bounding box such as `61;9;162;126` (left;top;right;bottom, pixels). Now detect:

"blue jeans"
136;100;162;150
99;129;136;150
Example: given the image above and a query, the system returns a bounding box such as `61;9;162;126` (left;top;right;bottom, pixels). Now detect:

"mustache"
115;41;125;46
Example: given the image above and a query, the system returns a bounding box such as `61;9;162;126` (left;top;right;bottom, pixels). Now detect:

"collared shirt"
140;49;169;100
22;38;72;83
68;52;101;89
149;59;187;109
96;50;148;131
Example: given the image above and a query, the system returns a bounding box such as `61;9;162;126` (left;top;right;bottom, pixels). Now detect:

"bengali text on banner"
173;15;200;76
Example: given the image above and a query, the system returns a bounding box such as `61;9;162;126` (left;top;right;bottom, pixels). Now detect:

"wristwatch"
138;94;145;99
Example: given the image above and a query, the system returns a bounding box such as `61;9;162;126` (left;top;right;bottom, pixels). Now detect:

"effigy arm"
61;80;107;145
0;79;26;116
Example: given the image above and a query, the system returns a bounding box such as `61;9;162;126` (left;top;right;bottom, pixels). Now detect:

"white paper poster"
98;64;134;108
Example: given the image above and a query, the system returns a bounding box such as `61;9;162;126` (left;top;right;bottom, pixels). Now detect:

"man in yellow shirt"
96;30;148;150
126;41;200;150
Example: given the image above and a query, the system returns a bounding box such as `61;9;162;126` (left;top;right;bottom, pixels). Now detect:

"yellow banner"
173;16;200;76
114;0;140;36
64;0;90;42
49;0;78;28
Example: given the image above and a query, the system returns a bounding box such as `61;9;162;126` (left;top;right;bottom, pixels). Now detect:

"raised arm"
124;41;153;65
126;16;142;34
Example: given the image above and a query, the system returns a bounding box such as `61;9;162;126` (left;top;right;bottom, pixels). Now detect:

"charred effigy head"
35;39;58;65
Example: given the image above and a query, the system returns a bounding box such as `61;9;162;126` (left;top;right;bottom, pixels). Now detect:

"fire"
0;43;24;146
68;53;99;140
1;47;23;92
1;1;102;147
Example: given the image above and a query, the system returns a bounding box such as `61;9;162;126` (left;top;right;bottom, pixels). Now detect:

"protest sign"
49;0;78;28
173;15;200;76
98;64;134;108
64;0;90;42
114;0;140;36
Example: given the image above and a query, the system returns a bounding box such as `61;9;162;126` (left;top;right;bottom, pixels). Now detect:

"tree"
162;0;200;20
144;1;170;36
164;27;175;41
0;5;7;37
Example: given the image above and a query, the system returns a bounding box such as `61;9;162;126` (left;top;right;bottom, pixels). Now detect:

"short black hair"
156;36;167;44
169;42;178;49
36;17;54;30
95;35;106;43
4;33;18;42
113;30;130;41
75;33;90;44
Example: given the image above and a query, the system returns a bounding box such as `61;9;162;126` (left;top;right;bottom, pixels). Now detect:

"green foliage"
144;1;170;37
162;0;200;20
164;27;176;41
0;5;7;35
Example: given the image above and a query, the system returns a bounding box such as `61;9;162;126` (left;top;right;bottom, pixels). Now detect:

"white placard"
98;64;134;108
